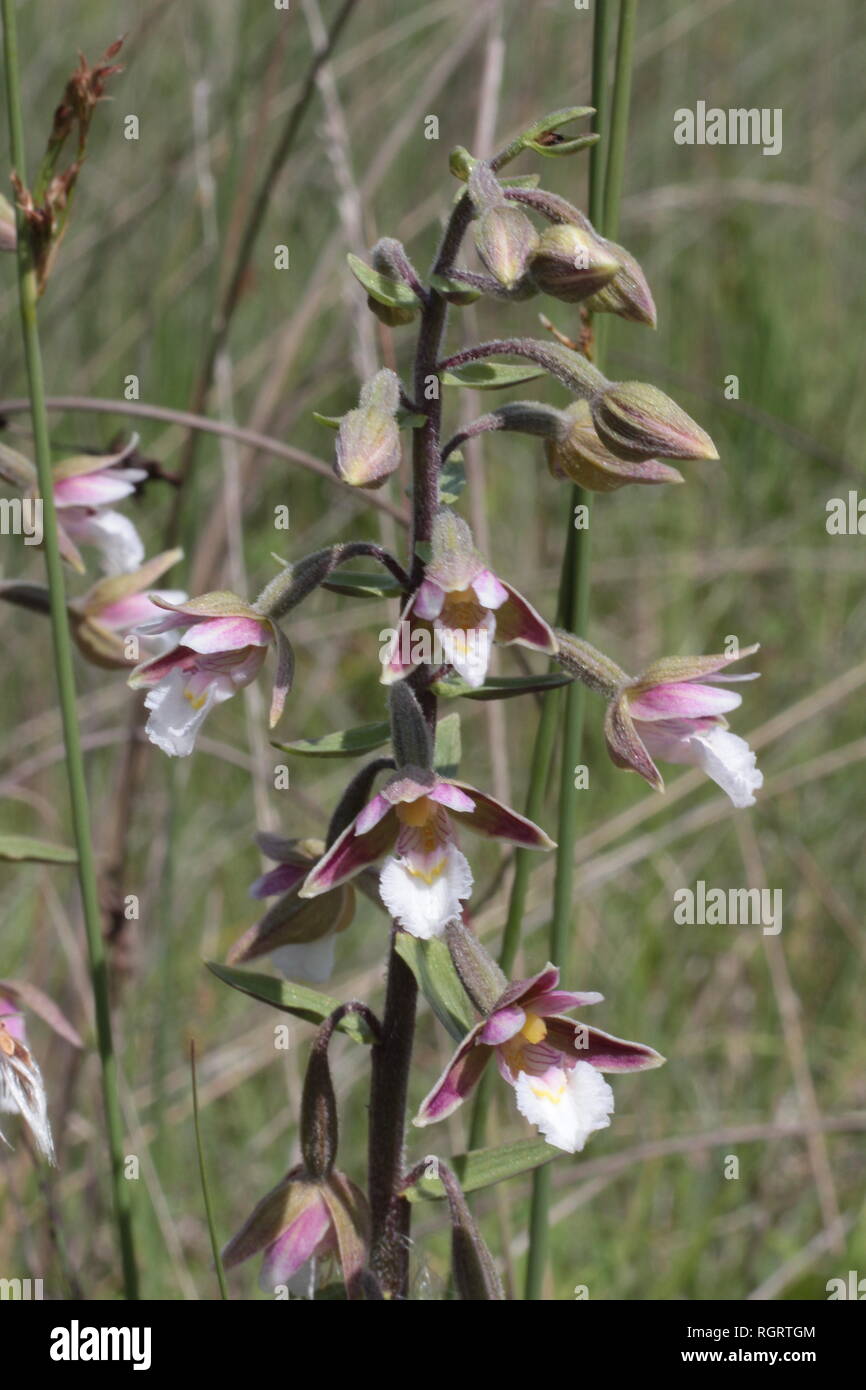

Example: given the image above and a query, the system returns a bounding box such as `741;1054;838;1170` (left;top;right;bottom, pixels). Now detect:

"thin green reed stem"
524;0;638;1301
1;0;139;1299
191;1041;228;1300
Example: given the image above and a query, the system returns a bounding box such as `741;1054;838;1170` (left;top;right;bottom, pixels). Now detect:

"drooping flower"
382;509;557;688
51;440;148;574
0;989;64;1163
227;836;356;985
222;1165;369;1298
128;591;293;757
555;632;763;808
605;646;763;807
416;964;663;1153
69;548;185;669
300;766;553;940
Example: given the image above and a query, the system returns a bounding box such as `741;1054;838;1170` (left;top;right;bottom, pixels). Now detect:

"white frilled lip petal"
378;843;473;939
513;1061;614;1154
641;722;763;808
435;615;493;688
143;671;215;757
61;509;144;576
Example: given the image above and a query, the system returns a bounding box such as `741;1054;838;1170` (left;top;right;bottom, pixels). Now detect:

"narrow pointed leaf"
395;935;476;1042
272;722;390;758
347;253;420;309
320;571;406;600
404;1138;555;1202
0;835;77;864
441;363;547;390
205;962;374;1044
433;712;461;778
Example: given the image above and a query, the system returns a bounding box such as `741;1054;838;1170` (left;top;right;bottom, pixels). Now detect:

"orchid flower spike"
416;963;663;1153
382;508;557;688
227;836;357;985
300;753;553;941
128;591;293;757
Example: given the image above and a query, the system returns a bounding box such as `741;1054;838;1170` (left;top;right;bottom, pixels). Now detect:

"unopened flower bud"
584;238;656;327
388;680;433;771
591;382;718;462
546;400;683;491
470;163;538;292
335;369;402;488
529;223;620;303
445;920;506;1015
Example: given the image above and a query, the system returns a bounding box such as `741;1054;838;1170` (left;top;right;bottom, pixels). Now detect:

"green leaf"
205;962;374;1044
433;712;461;778
395;935;475;1043
320;571;406;600
347;253;420;310
441;363;547;391
313;411;341;430
272;721;390;758
438;455;466;505
0;834;77;864
404;1139;555;1202
429;272;482;306
433;672;573;701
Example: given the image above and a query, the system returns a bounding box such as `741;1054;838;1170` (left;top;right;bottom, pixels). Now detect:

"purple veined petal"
478;1005;526;1045
428;781;475;814
448;782;555;850
127;645;196;688
299;807;398;897
495;963;561;1013
259;1192;333;1289
471;568;508;610
413;579;446;620
415;1025;491;1125
99;590;186;633
182;614;271;654
491;581;558;653
531;989;604;1014
355;792;393;835
604;695;664;792
250;862;307;900
546;1017;665;1071
628;681;742;722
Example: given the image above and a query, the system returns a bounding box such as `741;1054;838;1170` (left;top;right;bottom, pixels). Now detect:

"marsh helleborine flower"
0;993;55;1164
222;1165;369;1299
51;441;147;575
416;964;663;1153
227;836;356;985
129;591;292;757
607;645;764;807
382;508;557;688
69;548;185;669
301;765;553;940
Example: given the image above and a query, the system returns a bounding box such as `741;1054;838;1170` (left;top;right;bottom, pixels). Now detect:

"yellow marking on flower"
398;795;433;828
530;1076;567;1104
184;689;208;710
521;1011;547;1045
405;853;447;886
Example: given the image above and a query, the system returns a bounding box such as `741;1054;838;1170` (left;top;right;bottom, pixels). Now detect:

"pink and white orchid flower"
129;591;293;757
52;440;147;575
300;767;554;940
416;964;663;1153
607;644;763;807
382;509;556;688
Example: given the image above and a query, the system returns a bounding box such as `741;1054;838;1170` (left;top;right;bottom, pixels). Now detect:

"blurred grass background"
1;0;864;1300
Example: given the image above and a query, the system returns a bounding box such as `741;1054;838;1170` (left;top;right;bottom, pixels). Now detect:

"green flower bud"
591;382;719;462
545;400;683;491
529;223;620;303
335;369;402;488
